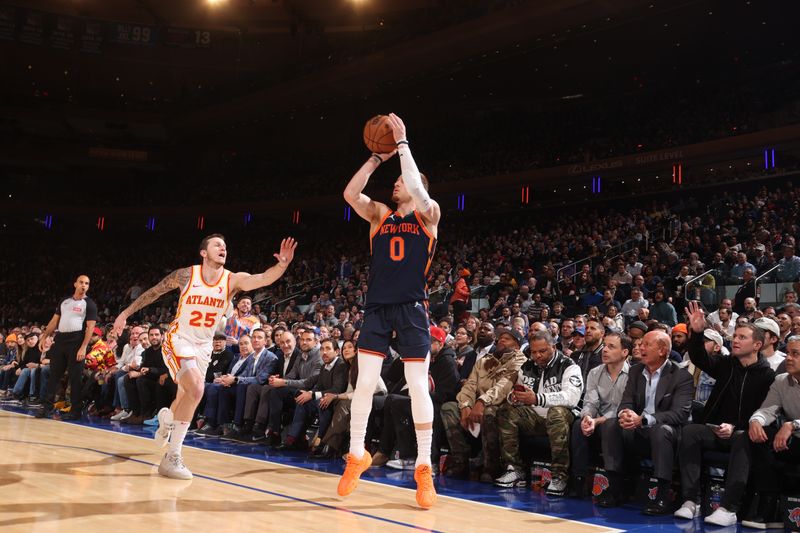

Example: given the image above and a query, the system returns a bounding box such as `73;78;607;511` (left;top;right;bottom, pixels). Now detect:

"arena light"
206;0;227;6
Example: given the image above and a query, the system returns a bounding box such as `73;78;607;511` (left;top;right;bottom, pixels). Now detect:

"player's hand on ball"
274;238;297;268
387;113;407;144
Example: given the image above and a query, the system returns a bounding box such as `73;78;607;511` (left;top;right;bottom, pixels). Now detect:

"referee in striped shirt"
36;275;98;420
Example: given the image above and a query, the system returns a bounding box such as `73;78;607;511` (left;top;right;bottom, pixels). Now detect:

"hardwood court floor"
0;411;621;533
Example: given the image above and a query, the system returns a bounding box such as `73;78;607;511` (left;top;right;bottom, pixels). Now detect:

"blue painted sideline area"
0;404;734;532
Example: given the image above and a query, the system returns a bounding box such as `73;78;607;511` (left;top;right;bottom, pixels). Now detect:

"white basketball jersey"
170;265;232;345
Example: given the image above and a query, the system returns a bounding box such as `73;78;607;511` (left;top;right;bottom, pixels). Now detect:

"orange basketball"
363;115;396;154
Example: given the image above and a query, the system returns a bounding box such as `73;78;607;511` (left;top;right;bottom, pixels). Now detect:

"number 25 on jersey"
188;311;217;327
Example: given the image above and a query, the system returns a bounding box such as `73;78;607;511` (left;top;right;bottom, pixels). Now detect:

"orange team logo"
592;474;609;496
789;507;800;527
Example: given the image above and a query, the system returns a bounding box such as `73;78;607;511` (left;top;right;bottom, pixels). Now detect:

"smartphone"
706;423;721;430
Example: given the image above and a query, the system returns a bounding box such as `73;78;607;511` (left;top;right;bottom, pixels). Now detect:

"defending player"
113;234;296;479
339;113;440;509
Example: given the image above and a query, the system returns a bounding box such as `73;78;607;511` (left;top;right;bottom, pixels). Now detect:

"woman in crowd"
312;340;386;459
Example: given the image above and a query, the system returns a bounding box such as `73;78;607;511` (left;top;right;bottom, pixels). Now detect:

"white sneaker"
158;452;193;480
154;408;174;448
386;458;416;470
494;466;527;488
545;477;567;496
111;409;132;421
704;506;737;526
674;500;701;520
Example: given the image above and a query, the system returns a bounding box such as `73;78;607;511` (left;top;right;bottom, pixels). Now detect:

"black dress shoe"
265;430;282;447
594;490;621;508
568;476;587;498
61;410;82;421
642;494;674;516
310;444;335;459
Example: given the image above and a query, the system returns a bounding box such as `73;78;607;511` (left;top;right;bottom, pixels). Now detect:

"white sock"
415;428;433;468
404;354;434;468
348;353;384;458
168;421;190;456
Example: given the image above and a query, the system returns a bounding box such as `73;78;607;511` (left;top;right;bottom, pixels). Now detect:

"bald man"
595;330;693;515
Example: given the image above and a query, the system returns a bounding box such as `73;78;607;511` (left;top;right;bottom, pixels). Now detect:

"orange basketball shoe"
337;451;372;497
414;464;437;509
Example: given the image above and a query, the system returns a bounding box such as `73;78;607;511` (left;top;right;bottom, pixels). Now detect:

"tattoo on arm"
122;267;190;317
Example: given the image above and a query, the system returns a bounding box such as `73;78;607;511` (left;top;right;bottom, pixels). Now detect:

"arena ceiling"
2;0;795;131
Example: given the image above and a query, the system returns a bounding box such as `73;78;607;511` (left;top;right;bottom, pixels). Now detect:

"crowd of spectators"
3;176;800;527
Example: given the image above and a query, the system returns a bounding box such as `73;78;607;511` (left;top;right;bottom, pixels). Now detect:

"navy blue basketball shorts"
358;301;431;362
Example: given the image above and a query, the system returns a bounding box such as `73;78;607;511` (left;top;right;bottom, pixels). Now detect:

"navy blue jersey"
367;210;437;305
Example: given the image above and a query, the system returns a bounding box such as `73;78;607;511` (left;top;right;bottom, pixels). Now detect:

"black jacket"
618;359;693;427
687;332;775;429
278;347;300;378
308;356;349;395
20;347;41;368
140;345;168;380
455;345;477;383
572;342;604;382
430;346;460;405
206;349;234;383
381;348;460;404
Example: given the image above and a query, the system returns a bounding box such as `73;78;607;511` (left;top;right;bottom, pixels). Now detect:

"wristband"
396;140;409;146
370;154;382;164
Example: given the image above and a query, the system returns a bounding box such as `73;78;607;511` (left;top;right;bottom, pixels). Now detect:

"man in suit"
196;334;256;436
220;328;280;441
244;329;299;442
278;338;349;450
596;329;693;514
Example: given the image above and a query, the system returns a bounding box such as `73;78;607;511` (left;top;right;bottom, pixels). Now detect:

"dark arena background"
2;1;800;531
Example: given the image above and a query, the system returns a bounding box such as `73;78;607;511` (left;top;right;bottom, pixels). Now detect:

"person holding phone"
495;329;583;496
674;302;775;527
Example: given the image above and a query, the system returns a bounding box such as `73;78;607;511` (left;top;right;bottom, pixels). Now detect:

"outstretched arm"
387;113;441;225
343;151;393;224
113;267;191;335
230;238;298;293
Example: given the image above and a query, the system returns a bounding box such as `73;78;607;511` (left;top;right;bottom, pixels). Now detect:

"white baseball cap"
753;317;780;338
703;329;724;347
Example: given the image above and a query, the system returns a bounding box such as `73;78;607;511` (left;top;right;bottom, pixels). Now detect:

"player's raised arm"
343;150;394;224
230;237;298;293
113;267;192;335
386;113;440;225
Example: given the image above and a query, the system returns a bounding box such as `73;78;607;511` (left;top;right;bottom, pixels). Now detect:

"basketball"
363;115;396;154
